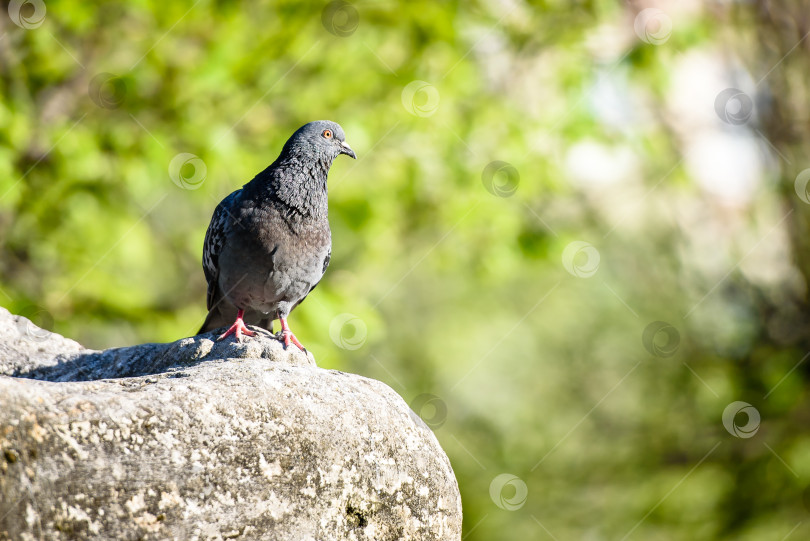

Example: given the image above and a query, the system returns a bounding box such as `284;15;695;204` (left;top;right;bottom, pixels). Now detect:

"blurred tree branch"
750;1;810;294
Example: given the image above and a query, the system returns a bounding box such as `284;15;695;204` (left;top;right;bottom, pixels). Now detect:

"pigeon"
197;120;356;350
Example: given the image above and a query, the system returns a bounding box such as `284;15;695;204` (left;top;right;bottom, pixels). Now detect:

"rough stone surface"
0;308;462;540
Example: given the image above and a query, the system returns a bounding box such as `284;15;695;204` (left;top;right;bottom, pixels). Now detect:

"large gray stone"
0;308;462;540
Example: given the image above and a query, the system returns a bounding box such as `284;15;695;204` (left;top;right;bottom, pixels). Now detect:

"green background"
2;0;810;538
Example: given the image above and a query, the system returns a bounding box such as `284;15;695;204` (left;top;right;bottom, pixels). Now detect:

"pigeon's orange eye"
322;129;333;139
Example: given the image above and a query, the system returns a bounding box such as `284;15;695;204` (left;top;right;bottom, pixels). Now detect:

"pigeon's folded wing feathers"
202;190;239;311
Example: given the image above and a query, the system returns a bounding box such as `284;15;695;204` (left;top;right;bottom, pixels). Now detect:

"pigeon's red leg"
278;317;306;351
217;309;256;342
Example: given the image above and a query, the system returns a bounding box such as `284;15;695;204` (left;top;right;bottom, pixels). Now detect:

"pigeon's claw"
281;330;306;351
217;321;255;342
278;317;306;352
217;310;256;342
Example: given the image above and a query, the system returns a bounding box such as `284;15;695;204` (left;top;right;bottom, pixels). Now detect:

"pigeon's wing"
310;247;331;292
202;190;240;311
321;247;331;275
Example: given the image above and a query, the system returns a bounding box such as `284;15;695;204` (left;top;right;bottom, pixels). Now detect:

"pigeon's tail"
198;307;228;335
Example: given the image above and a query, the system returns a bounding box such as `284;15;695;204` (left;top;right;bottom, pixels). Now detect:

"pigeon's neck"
248;152;332;220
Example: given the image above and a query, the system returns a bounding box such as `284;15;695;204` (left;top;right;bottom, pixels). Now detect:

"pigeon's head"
283;120;356;162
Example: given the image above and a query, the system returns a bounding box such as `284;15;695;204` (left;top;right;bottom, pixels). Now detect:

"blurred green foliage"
2;0;810;539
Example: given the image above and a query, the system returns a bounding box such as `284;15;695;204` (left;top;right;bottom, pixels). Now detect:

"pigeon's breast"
215;190;331;314
220;219;330;314
259;223;331;310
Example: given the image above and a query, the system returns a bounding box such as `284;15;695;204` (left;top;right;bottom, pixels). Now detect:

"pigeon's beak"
339;141;357;159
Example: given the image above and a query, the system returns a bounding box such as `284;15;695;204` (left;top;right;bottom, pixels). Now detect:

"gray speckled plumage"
198;121;355;340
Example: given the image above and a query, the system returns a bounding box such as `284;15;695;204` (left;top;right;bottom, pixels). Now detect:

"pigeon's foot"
280;330;306;351
217;310;256;342
278;317;306;352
